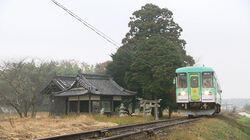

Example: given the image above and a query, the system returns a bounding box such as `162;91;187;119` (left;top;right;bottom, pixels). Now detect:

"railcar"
175;67;222;117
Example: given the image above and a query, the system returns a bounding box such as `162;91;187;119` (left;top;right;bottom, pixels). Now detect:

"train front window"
177;73;187;88
202;72;213;87
190;76;199;88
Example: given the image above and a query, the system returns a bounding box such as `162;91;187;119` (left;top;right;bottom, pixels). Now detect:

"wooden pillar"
99;100;102;112
111;100;114;113
50;96;54;116
89;95;91;114
77;96;80;114
67;98;70;115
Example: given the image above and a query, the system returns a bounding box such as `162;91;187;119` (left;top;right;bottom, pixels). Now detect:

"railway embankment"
156;113;250;140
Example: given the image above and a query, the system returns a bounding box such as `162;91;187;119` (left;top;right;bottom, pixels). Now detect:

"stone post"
154;100;159;120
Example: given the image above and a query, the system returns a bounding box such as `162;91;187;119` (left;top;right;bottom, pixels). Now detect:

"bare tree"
0;59;54;118
0;59;27;117
0;59;94;118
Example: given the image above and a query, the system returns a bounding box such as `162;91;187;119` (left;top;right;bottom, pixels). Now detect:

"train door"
189;73;201;101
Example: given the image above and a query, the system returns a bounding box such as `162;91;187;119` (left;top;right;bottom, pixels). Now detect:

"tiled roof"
53;76;76;90
44;74;136;96
54;88;88;96
85;75;135;96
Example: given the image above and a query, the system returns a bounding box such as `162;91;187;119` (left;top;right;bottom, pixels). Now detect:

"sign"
113;96;122;101
79;95;89;100
91;95;100;100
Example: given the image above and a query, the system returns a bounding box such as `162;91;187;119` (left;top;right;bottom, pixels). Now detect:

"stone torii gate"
138;98;161;120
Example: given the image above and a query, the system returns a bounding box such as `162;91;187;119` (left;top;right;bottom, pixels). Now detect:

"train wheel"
215;104;220;113
188;115;194;118
217;105;221;113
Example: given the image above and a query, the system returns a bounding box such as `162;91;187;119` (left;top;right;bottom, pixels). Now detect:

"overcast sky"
0;0;249;99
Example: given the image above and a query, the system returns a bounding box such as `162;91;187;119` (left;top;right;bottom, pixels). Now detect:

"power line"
51;0;121;48
51;0;154;67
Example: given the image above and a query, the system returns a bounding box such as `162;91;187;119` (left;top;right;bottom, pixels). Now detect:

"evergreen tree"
107;3;194;86
125;36;183;117
107;4;194;117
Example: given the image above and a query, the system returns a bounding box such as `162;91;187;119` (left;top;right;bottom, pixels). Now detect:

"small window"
202;72;214;87
177;73;187;88
190;76;199;88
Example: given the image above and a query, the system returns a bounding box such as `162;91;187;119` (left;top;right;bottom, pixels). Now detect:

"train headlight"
179;91;185;96
178;91;186;96
204;90;212;95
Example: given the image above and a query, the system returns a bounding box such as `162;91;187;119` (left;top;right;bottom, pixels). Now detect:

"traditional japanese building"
41;74;136;115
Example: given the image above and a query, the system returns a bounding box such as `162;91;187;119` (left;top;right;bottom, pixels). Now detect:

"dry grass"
0;112;185;140
0;113;117;140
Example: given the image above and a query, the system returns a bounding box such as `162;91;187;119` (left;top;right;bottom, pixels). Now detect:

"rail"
37;117;199;140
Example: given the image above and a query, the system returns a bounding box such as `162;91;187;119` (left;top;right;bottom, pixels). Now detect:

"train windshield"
177;73;187;88
190;76;199;88
202;72;214;87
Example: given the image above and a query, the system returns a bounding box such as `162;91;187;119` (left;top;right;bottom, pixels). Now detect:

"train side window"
177;73;187;88
202;72;214;88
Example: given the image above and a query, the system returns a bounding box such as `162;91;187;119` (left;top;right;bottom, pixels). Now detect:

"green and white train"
175;67;222;117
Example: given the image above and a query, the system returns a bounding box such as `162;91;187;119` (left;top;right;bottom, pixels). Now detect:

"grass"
88;114;154;125
158;116;250;140
2;112;247;140
151;112;250;140
0;112;163;139
222;113;250;135
87;112;184;126
223;113;250;124
236;115;250;126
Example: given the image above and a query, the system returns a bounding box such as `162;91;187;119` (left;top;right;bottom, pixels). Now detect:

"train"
175;66;222;117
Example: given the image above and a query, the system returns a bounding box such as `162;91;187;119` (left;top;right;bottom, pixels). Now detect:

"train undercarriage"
177;102;221;117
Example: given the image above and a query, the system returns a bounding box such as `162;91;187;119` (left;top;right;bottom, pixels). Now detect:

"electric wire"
51;0;154;67
51;0;121;48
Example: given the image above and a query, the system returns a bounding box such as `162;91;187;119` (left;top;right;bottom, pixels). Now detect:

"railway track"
37;117;199;140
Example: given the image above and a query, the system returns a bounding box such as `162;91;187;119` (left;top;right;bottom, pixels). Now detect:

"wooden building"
41;74;136;115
